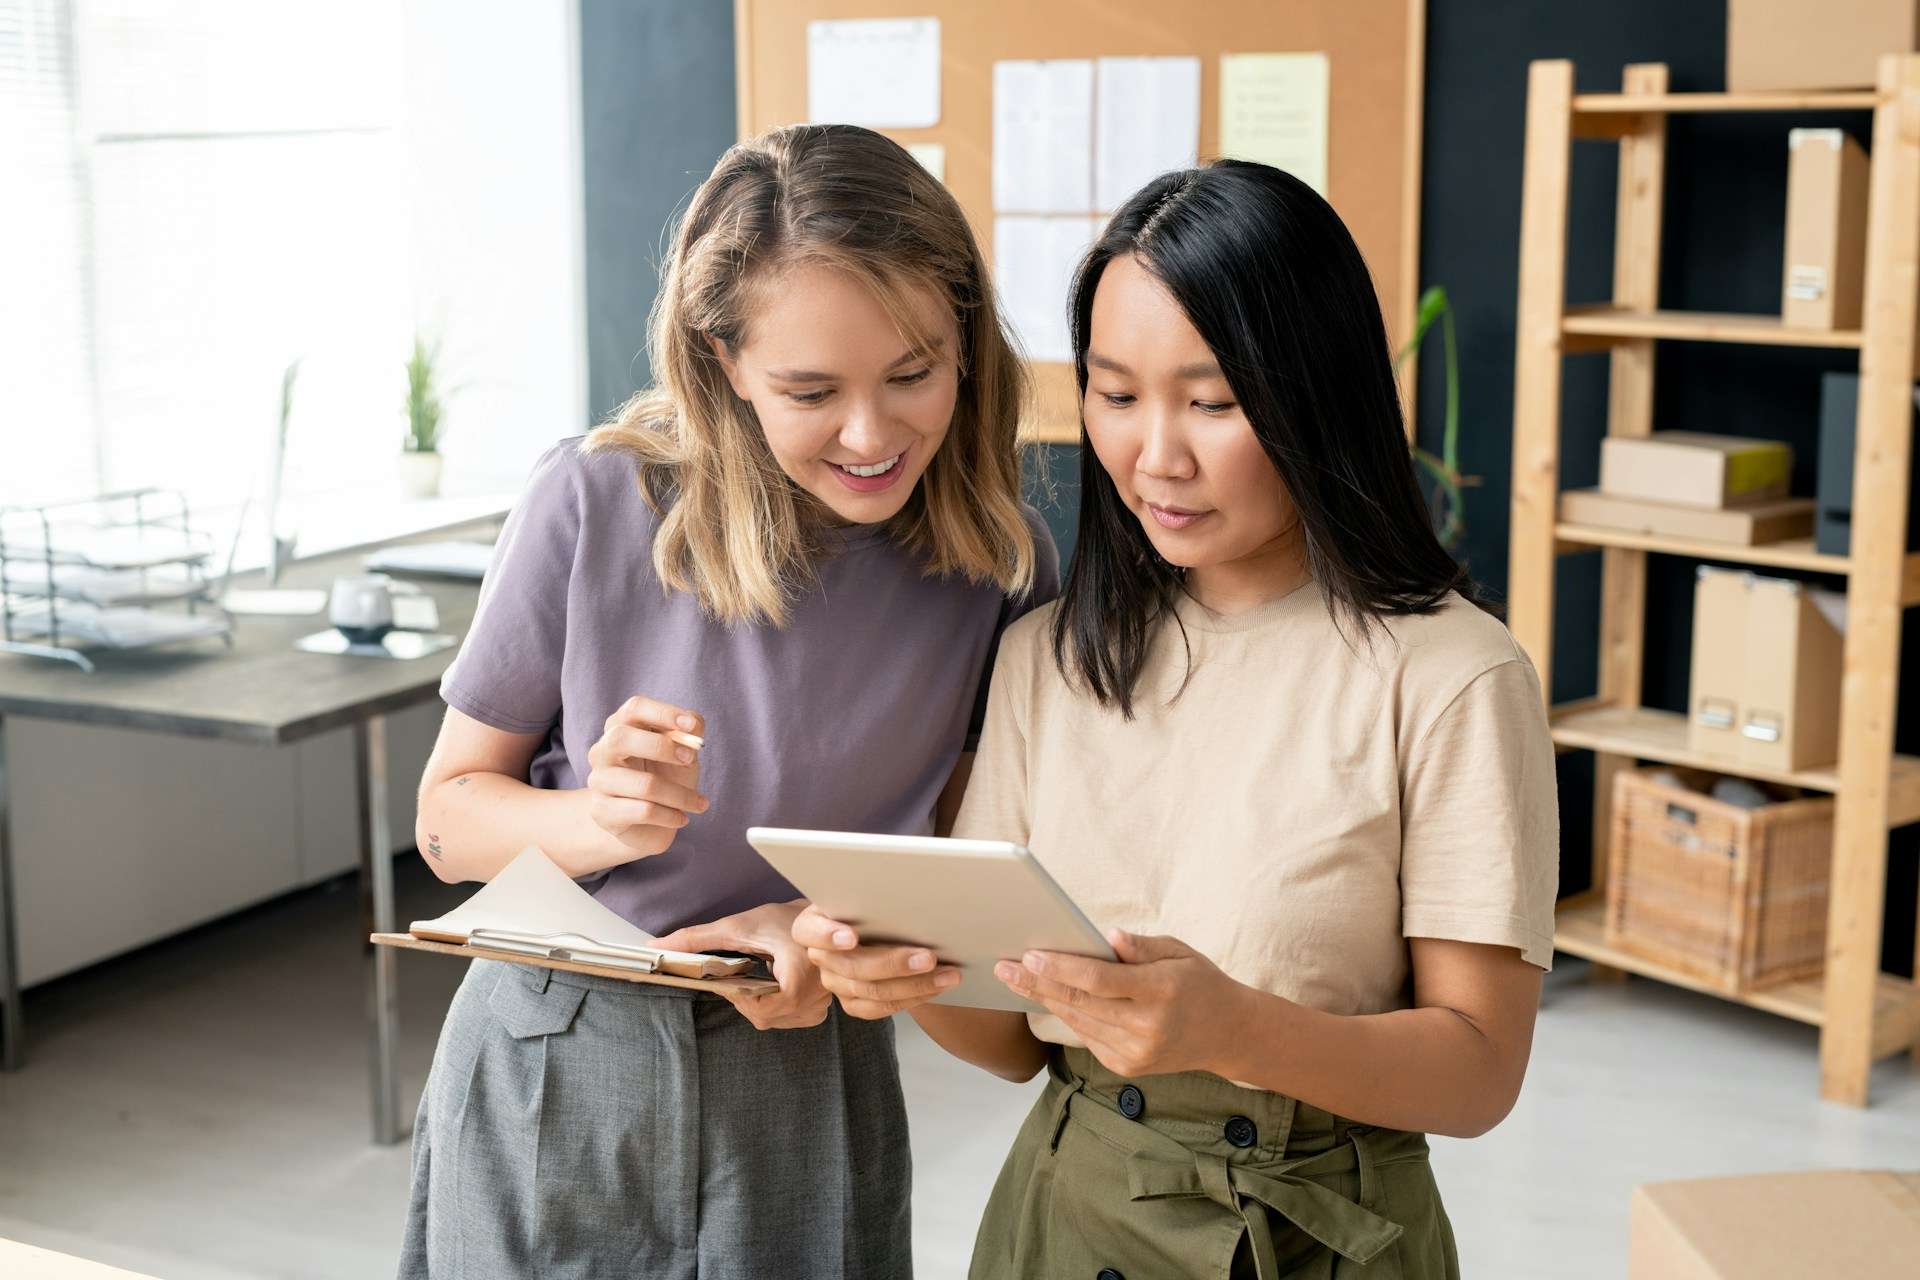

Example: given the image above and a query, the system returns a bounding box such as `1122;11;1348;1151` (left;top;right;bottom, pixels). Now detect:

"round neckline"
818;522;891;552
1170;578;1321;634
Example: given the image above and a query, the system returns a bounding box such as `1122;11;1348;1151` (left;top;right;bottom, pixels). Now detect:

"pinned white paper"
1094;56;1200;212
992;59;1093;214
1220;53;1330;195
806;18;941;128
995;215;1101;364
907;142;947;183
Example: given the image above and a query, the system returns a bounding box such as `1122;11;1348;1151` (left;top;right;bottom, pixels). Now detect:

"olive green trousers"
970;1047;1460;1279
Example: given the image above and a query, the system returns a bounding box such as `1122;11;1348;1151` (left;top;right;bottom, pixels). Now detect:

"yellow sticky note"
1220;53;1330;196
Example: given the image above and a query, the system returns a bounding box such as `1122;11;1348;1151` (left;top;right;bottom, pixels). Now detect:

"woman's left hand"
997;929;1251;1079
653;899;833;1031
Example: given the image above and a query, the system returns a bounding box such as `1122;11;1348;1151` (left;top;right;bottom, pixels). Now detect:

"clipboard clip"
469;928;663;972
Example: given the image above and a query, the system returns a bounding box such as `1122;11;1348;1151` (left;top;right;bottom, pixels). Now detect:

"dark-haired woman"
796;159;1557;1279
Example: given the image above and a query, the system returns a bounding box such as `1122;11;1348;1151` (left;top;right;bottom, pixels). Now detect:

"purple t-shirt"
440;437;1060;935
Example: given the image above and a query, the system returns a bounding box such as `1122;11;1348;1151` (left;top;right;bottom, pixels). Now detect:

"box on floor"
1630;1170;1920;1279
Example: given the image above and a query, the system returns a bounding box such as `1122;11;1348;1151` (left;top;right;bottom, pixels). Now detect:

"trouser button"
1224;1115;1258;1148
1116;1084;1145;1120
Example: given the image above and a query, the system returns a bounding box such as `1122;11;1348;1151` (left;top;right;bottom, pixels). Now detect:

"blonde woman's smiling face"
711;263;961;525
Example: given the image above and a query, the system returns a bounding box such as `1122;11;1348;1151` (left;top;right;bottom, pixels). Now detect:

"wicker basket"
1604;767;1833;992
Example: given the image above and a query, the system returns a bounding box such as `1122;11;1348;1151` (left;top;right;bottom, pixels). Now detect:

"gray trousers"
398;960;912;1279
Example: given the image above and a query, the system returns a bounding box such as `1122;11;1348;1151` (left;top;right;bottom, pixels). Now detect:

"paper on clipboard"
409;847;753;979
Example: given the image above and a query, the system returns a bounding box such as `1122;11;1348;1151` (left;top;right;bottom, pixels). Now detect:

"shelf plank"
1547;704;1920;826
1572;90;1883;114
1562;305;1864;348
1554;893;1920;1060
1553;526;1849;574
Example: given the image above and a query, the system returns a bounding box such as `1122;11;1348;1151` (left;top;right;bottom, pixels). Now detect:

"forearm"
1214;988;1522;1138
415;773;631;883
910;1004;1049;1083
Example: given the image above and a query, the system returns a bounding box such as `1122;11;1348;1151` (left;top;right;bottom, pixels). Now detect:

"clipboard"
376;846;780;996
370;932;777;996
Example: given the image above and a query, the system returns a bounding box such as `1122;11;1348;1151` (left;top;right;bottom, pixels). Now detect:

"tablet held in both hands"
746;827;1113;1013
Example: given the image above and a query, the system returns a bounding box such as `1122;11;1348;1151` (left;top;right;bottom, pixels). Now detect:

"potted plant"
1394;286;1476;553
399;333;449;499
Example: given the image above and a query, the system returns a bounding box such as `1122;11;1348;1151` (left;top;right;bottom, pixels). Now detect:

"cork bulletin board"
734;0;1427;443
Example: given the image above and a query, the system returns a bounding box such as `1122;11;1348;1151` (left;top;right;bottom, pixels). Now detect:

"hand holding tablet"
748;827;1113;1013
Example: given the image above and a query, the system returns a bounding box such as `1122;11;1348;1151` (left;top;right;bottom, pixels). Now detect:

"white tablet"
746;827;1114;1013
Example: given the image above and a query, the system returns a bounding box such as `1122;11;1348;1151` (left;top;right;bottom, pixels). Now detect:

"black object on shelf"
1814;373;1920;557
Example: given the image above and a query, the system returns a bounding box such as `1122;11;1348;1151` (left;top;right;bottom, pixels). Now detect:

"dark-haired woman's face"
1082;254;1298;576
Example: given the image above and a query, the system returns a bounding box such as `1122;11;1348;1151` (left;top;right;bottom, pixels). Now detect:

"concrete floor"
1;856;1916;1279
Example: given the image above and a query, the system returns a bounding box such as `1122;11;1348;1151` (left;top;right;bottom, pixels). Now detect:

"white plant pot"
398;450;443;499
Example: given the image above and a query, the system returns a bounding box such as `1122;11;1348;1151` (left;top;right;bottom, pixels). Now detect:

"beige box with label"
1688;568;1843;772
1783;129;1870;331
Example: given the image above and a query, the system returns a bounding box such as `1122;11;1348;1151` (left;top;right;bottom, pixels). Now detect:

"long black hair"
1051;160;1478;717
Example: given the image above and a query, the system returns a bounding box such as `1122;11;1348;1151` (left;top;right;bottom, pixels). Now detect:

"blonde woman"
397;124;1057;1277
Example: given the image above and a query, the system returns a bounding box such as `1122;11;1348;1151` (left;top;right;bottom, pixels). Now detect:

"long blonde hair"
586;124;1036;626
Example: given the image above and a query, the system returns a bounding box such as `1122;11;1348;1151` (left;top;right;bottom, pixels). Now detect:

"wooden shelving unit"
1509;57;1920;1106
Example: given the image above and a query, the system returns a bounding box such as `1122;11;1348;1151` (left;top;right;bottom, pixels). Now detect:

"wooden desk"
0;516;502;1143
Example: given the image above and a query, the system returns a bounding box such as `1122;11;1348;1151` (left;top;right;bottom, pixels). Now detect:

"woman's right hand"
792;904;962;1019
584;695;710;857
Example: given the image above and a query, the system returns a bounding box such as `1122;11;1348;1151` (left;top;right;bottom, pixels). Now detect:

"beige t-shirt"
952;582;1559;1047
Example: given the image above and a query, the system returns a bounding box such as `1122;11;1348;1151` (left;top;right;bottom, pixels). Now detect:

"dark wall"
577;0;1915;976
580;0;737;423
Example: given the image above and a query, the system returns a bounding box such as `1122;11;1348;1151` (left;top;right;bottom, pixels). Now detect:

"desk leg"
355;714;404;1144
0;715;21;1072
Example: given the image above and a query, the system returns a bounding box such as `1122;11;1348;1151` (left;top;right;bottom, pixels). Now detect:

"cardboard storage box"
1728;0;1920;92
1559;490;1815;547
1630;1170;1920;1279
1600;432;1791;508
1783;130;1870;331
1689;568;1843;772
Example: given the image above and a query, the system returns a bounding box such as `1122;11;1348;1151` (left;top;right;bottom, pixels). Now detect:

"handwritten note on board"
806;18;941;128
1220;53;1330;195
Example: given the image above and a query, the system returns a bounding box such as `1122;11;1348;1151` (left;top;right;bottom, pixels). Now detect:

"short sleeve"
439;444;580;736
1398;658;1560;971
951;617;1038;846
965;507;1062;750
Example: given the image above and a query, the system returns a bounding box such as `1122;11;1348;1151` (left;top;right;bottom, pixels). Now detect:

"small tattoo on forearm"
426;833;444;860
455;777;470;786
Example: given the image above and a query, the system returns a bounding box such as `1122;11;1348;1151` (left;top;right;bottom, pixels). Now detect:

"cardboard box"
1688;568;1748;762
1688;568;1844;771
1560;489;1815;546
1601;432;1792;508
1630;1170;1920;1279
1741;575;1844;771
1728;0;1920;92
1783;130;1870;331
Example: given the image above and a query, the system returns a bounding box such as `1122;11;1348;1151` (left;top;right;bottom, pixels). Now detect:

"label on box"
1787;264;1829;301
